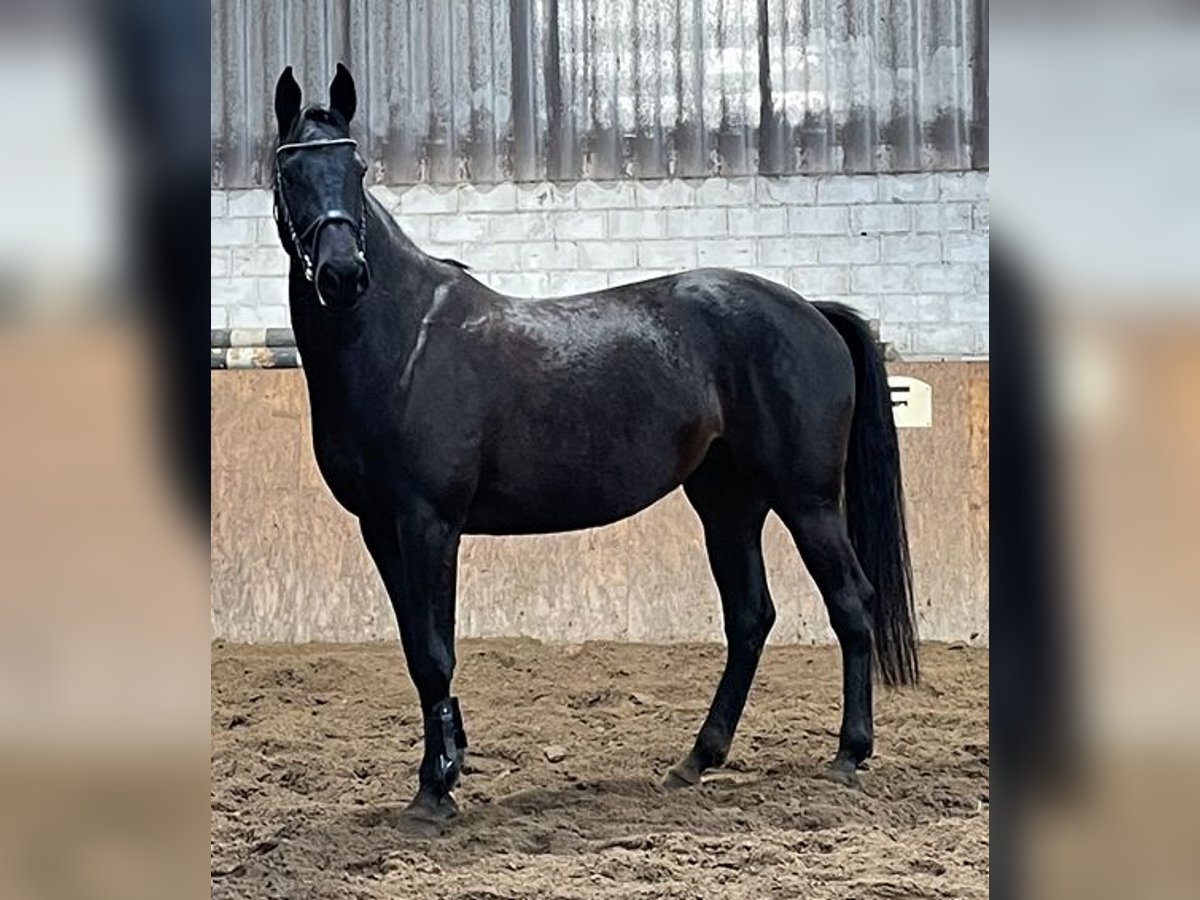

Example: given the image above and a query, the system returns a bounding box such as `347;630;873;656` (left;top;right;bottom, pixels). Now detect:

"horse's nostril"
316;265;343;296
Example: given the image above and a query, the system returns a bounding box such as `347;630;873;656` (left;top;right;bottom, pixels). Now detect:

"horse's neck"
290;195;443;411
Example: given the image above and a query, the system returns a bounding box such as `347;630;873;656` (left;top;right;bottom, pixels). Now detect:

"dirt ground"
211;639;988;899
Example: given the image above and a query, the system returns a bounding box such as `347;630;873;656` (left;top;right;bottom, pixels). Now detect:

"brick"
695;178;756;207
851;265;915;293
491;212;552;241
484;271;549;297
851;205;911;234
697;239;755;268
817;236;880;264
397;214;431;243
547;271;610;295
910;323;977;355
458;183;518;212
398;185;458;214
638;241;697;269
520;241;579;270
257;219;284;246
975;266;990;292
949;293;990;322
609;209;667;239
609;269;672;287
367;184;404;212
211;218;257;246
231;304;289;329
881;235;942;264
913;263;975;292
943;232;990;263
788;206;849;235
757;177;817;206
758;237;819;266
257;278;289;309
728;208;787;236
975;324;989;355
939;171;989;202
634;180;696;208
516;182;574;211
575;180;637;209
578;241;636;269
228;189;273;218
790;266;850;296
211;278;255;307
912;202;972;232
877;174;938;203
816;176;877;205
666;208;727;238
430;214;490;243
461;243;521;271
211;306;228;329
211;249;230;278
973;202;990;231
553;210;607;240
883;294;950;324
211;191;227;218
232;247;289;277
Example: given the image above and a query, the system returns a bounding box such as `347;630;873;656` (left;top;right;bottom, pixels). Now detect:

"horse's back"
449;268;855;533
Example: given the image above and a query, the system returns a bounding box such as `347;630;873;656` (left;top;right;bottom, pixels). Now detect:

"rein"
273;137;368;292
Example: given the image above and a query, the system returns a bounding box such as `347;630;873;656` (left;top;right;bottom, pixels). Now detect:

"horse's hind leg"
665;447;773;789
776;503;875;783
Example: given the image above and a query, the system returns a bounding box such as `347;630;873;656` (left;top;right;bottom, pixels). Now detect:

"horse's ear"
329;63;356;124
275;66;302;137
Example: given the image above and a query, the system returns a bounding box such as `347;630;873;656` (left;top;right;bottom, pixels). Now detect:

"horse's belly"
465;409;719;535
463;476;676;535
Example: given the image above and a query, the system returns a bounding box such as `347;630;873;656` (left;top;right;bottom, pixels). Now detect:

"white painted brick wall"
638;240;697;269
210;172;989;357
609;209;667;239
667;208;728;238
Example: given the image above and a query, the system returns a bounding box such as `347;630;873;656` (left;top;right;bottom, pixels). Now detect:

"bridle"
273;137;368;290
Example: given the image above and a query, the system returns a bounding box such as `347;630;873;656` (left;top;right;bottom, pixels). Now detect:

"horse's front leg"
361;502;465;826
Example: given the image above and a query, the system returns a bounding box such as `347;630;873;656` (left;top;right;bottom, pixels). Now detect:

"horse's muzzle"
314;252;370;308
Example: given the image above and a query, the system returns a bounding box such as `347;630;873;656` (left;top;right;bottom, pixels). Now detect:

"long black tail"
814;302;919;686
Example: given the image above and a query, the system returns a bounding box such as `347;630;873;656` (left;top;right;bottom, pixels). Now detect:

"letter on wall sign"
888;376;932;428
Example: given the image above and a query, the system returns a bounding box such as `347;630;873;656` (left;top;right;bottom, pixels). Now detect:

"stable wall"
210;362;988;645
212;172;989;358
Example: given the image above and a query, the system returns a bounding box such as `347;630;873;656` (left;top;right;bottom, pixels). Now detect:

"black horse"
271;65;918;827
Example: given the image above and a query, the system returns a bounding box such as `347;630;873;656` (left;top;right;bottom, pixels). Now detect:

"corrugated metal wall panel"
212;0;986;187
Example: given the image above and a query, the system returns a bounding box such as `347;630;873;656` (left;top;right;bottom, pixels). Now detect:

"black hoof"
399;789;458;834
663;758;702;790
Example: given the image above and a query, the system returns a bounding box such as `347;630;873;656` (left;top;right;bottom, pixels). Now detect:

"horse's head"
273;64;370;309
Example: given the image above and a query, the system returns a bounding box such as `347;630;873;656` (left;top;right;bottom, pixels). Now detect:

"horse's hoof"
400;789;458;834
822;758;862;788
394;814;445;838
662;760;701;791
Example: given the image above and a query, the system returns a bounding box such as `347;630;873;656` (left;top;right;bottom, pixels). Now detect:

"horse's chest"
309;422;373;516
